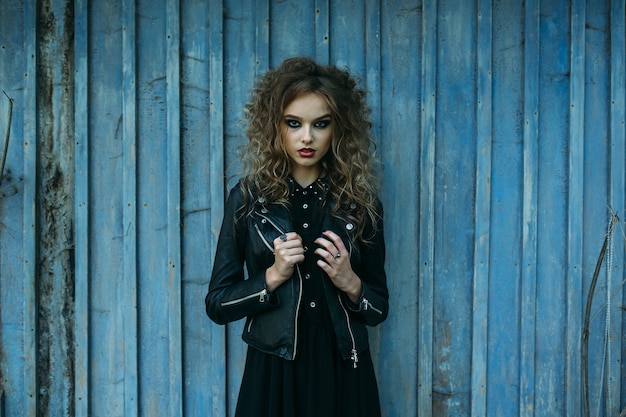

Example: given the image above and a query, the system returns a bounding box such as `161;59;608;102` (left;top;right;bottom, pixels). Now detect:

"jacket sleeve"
342;200;389;326
205;184;278;325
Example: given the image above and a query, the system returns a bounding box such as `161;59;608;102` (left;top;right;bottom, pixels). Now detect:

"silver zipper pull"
259;289;267;302
361;297;383;315
351;349;359;368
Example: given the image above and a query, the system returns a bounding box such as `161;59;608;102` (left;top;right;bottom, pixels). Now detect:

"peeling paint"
36;0;76;416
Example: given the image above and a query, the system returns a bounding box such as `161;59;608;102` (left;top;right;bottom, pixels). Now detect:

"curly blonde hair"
239;57;382;241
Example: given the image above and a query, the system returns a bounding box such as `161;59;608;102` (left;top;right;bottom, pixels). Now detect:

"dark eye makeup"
284;118;331;129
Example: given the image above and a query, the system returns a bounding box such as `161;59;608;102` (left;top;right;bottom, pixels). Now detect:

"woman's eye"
314;120;331;128
286;119;301;128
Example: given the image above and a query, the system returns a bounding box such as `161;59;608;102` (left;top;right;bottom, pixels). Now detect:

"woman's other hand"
314;230;362;302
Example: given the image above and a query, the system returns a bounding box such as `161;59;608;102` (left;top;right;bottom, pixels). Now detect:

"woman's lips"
298;148;316;157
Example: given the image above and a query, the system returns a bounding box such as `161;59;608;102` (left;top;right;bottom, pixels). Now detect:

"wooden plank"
608;0;625;414
209;0;227;276
377;1;421;416
0;1;38;415
488;2;525;414
135;0;171;413
179;0;227;415
73;0;89;415
534;1;571;413
471;0;492;415
433;1;477;414
566;0;585;415
166;1;183;415
122;0;139;414
419;0;437;415
22;0;37;407
222;2;258;413
579;2;614;415
519;0;539;415
86;2;131;414
205;1;225;406
36;1;76;413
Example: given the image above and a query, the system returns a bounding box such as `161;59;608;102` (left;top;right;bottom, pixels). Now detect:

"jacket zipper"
254;211;286;236
254;223;275;252
338;293;358;368
362;297;383;315
221;288;269;307
292;265;303;360
252;209;303;361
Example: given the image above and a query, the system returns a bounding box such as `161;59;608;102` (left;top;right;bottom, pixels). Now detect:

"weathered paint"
36;1;76;416
0;0;625;416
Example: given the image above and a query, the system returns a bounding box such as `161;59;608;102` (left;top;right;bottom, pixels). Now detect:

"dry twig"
582;212;619;417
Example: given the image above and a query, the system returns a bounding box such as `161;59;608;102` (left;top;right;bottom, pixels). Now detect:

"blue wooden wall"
1;0;625;416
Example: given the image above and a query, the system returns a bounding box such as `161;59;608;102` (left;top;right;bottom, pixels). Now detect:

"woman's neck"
291;168;320;188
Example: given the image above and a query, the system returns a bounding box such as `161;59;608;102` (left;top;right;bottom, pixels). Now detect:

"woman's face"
282;92;333;186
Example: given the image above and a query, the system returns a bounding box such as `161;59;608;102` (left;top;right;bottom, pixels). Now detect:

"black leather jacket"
205;180;389;367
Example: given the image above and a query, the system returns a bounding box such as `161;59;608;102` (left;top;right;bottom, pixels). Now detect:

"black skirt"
234;317;381;417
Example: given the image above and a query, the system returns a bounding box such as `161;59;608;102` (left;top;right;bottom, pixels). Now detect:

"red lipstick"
298;148;316;158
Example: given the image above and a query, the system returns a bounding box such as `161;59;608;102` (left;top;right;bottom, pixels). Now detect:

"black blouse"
287;176;332;324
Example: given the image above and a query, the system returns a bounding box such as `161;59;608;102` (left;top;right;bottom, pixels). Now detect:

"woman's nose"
301;126;313;143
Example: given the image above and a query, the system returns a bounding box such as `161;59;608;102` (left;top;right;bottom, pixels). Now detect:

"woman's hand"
265;232;305;291
314;230;362;302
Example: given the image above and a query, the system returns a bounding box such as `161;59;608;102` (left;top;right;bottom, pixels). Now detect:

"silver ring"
334;252;341;259
279;234;287;242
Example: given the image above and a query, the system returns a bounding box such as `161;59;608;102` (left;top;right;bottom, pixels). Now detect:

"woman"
205;57;389;417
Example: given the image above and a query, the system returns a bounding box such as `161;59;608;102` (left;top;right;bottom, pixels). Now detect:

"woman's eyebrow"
283;113;332;120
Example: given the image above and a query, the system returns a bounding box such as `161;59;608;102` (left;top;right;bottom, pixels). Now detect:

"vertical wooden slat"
419;0;437;415
179;0;226;414
566;0;585;415
122;0;139;414
519;0;540;416
365;0;381;145
608;0;625;414
209;1;225;415
378;1;421;414
166;0;183;415
22;1;37;415
74;0;89;415
471;0;492;415
314;0;329;64
223;2;255;412
208;0;226;414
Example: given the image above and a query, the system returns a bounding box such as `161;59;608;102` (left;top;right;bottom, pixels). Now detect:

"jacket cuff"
342;289;365;312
